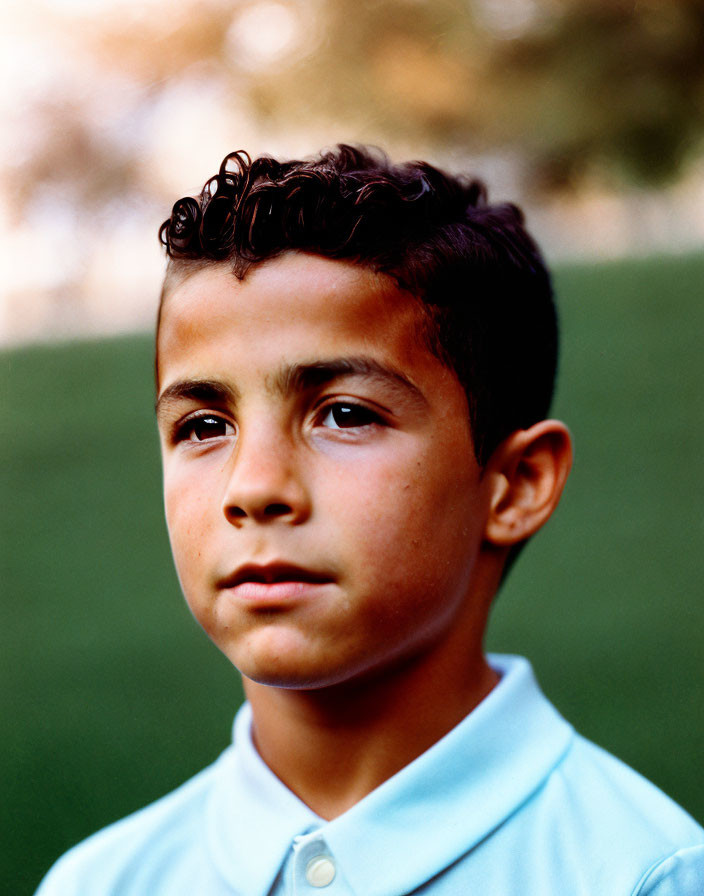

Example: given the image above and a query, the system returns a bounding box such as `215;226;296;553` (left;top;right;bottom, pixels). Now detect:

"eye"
176;414;235;442
319;403;383;429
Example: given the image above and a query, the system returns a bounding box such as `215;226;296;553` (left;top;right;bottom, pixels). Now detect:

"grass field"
3;252;704;893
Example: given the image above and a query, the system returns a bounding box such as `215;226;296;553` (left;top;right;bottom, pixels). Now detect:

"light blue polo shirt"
36;655;704;895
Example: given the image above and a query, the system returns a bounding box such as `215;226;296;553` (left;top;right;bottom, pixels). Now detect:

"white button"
305;856;336;887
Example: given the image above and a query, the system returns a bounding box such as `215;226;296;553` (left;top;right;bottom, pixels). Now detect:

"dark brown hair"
159;144;557;466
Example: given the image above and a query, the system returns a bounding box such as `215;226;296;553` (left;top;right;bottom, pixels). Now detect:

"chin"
232;648;384;693
236;660;350;691
218;633;348;691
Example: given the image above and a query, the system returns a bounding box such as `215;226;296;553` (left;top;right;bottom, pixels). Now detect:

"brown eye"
180;415;235;442
321;403;382;429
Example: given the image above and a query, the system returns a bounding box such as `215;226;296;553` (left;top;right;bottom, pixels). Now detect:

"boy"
37;145;704;894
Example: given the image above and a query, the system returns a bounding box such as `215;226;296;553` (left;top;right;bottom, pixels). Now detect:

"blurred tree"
250;0;704;190
489;0;704;189
7;0;704;215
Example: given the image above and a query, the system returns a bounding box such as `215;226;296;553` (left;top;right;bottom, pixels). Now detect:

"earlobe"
484;420;573;546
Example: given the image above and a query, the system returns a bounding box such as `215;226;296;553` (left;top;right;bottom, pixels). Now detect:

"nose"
221;424;311;526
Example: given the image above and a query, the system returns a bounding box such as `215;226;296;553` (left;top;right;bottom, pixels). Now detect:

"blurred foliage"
265;0;704;189
8;0;704;212
4;0;704;341
489;0;704;189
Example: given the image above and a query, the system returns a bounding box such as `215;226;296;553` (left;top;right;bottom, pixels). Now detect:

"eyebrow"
155;379;238;419
270;357;427;406
155;356;427;419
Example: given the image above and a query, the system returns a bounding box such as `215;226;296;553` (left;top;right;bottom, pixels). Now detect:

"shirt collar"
206;701;324;895
206;655;574;896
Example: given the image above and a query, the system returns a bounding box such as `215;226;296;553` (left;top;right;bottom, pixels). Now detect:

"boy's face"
156;253;496;690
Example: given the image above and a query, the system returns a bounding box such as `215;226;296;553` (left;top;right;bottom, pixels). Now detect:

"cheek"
163;471;215;586
163;485;222;638
328;446;481;587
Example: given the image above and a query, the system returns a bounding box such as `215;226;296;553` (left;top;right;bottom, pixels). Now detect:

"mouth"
216;562;334;604
219;562;333;588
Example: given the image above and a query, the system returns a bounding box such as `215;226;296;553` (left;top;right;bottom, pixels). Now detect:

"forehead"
157;254;440;388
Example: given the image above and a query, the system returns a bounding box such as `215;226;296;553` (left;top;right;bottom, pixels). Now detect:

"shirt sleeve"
33;864;71;896
633;845;704;896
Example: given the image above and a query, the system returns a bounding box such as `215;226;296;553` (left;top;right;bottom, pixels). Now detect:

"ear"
483;420;573;546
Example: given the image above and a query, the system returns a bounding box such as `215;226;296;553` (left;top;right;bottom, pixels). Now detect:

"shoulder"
34;757;224;896
542;734;704;893
478;655;704;893
559;735;703;845
632;846;704;895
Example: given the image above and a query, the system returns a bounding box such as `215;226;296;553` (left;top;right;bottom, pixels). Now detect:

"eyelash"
172;400;385;444
174;413;235;443
317;401;385;430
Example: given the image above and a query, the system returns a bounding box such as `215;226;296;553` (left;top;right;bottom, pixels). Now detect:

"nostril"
264;503;293;517
228;506;247;519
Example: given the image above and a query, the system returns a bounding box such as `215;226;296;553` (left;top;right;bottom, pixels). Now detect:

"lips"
218;562;333;589
216;563;334;604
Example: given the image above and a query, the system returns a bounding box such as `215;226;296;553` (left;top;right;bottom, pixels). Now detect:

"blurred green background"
3;251;703;894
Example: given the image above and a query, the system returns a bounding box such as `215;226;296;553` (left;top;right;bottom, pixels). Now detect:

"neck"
243;640;498;821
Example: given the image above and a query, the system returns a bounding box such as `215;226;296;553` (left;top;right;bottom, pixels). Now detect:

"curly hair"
159;144;557;466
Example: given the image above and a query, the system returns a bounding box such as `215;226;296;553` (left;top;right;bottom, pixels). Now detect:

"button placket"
305;855;336;887
291;833;346;893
